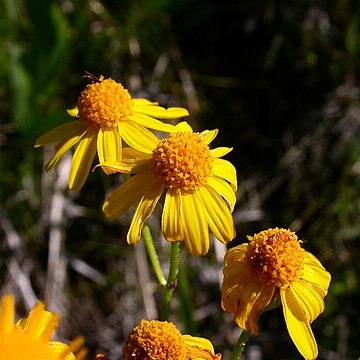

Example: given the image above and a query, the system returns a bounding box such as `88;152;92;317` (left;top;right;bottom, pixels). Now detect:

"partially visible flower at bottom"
221;228;331;360
122;319;221;360
0;294;87;360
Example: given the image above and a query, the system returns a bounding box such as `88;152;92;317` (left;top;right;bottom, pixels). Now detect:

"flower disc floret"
245;228;305;288
150;132;213;192
77;76;133;128
122;320;186;360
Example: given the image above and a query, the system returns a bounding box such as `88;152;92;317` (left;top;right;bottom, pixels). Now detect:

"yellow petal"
67;107;79;117
68;128;98;191
49;342;76;360
97;127;122;175
233;279;263;332
247;284;275;334
132;99;158;106
127;179;164;244
35;121;86;147
207;176;236;211
201;129;218;145
182;335;215;354
45;129;86;172
175;121;193;132
122;147;152;160
162;189;184;241
223;243;248;266
102;171;154;219
23;302;56;340
281;288;318;360
119;121;158;154
198;185;235;244
290;280;325;323
210;146;233;158
213;158;237;191
129;113;178;132
133;102;189;119
302;252;331;297
0;295;15;333
180;190;210;256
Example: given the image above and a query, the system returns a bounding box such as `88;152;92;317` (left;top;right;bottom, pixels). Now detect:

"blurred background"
1;0;360;359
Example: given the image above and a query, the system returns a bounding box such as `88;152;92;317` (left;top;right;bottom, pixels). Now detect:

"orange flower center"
77;75;133;128
150;132;213;192
245;228;305;288
122;320;186;360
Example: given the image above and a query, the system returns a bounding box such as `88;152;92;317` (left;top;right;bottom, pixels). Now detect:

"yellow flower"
102;123;237;256
221;228;331;360
122;319;221;360
0;294;87;360
34;75;189;191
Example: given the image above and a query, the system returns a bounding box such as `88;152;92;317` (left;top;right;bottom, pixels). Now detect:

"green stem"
142;224;166;286
160;241;180;321
228;330;251;360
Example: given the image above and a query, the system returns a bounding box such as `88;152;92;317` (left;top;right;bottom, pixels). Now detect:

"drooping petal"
162;189;184;241
179;190;210;256
68;127;98;191
210;146;233;158
281;288;318;360
223;243;248;265
233;279;264;333
127;179;164;244
119;121;158;154
222;263;253;313
213;158;237;191
35;120;86;147
290;280;325;323
97;126;122;175
102;171;154;219
129;113;178;133
247;284;275;334
207;176;236;211
302;252;331;297
198;185;235;244
133;102;189;119
201;129;218;145
44;129;86;172
122;147;152;160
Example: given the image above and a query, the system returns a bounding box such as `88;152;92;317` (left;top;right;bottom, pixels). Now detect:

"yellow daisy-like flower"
102;123;237;256
34;75;189;191
0;294;87;360
122;319;221;360
221;228;331;360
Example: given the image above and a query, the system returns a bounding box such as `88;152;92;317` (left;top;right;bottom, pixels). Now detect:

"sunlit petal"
35;121;86;147
129;113;178;132
120;121;158;154
281;289;318;360
162;189;184;241
207;176;236;211
213;158;237;191
210;146;233;158
180;190;210;256
127;179;164;244
68;127;98;191
290;280;325;323
0;295;14;333
102;171;154;219
201;129;218;145
198;185;235;244
134;103;189;119
97;126;122;174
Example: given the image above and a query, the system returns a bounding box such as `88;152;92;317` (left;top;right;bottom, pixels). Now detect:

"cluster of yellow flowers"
1;75;331;359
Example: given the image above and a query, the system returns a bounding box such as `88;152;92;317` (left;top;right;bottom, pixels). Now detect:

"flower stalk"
160;241;180;321
228;330;251;360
